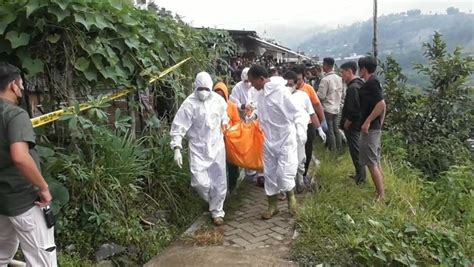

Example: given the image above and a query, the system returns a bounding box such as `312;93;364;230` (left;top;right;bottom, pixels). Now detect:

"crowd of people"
0;55;386;266
171;56;386;226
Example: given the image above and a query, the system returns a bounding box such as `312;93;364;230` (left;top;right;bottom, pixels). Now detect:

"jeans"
345;129;366;183
325;112;342;152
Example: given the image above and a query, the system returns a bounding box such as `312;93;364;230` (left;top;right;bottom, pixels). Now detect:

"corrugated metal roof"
247;36;311;60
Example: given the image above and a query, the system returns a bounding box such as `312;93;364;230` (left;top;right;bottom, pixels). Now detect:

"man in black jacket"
340;61;366;185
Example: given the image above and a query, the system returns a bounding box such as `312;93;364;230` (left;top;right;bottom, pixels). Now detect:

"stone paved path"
221;184;296;250
145;182;302;266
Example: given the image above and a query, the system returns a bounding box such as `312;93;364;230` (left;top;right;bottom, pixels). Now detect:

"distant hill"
299;11;474;85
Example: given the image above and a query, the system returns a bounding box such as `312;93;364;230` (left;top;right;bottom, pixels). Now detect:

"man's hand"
246;110;258;122
362;120;370;134
35;188;52;208
344;120;352;131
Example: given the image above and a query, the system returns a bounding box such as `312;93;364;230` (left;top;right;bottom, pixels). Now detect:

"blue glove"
320;120;328;132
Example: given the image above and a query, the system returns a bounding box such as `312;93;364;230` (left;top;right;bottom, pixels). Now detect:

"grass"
291;144;473;266
183;226;225;246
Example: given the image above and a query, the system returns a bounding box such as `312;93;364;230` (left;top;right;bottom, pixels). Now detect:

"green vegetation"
292;33;473;266
0;0;235;106
292;141;473;266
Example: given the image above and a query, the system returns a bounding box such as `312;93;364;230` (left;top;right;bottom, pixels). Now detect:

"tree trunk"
373;0;378;59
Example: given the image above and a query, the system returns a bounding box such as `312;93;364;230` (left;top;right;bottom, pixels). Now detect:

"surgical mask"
288;86;296;93
197;90;211;101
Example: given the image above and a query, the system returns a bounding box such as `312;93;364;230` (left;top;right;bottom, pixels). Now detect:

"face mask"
197;90;211;101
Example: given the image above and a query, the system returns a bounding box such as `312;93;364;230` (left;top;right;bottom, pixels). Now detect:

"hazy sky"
154;0;473;36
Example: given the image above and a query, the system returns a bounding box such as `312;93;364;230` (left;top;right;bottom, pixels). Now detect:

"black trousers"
227;162;240;192
304;124;316;176
345;129;366;183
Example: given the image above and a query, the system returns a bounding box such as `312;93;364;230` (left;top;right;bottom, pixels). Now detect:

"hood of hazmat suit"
170;72;229;218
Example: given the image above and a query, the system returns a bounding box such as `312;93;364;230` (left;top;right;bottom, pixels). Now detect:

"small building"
225;29;311;64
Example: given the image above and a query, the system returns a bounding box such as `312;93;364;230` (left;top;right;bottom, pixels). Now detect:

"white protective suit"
256;78;306;196
170;72;229;218
288;87;314;190
229;68;256;111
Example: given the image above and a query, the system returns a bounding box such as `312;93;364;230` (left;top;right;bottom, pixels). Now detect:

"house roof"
194;27;310;60
247;36;311;60
226;29;258;37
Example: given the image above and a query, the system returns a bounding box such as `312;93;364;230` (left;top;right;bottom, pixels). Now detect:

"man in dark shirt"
340;61;366;185
358;56;386;201
0;62;57;266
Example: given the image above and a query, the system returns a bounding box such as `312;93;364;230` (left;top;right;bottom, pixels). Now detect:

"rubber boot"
286;190;298;216
261;195;280;220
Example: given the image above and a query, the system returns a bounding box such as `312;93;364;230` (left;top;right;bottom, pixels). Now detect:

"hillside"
299;12;474;85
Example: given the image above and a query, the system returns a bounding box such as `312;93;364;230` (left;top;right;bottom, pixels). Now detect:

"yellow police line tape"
31;57;192;128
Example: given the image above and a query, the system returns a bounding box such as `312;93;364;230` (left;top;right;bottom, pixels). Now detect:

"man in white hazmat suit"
170;72;229;226
247;65;306;219
282;71;326;193
230;67;255;114
230;67;263;184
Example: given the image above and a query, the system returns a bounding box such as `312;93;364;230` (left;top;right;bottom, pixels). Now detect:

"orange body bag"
224;121;264;172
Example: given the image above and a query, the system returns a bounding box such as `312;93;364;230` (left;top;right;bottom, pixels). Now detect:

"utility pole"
373;0;378;59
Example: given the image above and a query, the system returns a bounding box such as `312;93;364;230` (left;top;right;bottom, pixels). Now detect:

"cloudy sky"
153;0;473;47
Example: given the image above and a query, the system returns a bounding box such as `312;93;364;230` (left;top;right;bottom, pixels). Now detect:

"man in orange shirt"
293;66;327;178
214;82;241;193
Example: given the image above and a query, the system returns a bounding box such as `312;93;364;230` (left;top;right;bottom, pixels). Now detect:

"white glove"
296;124;307;144
246;110;257;122
317;127;327;143
174;149;183;169
247;102;257;110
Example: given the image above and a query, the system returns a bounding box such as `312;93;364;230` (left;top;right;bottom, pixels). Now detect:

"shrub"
426;165;474;226
381;32;473;179
38;105;202;263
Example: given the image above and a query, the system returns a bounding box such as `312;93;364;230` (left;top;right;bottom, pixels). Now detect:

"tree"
382;32;473;178
446;7;460;15
407;9;422;16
